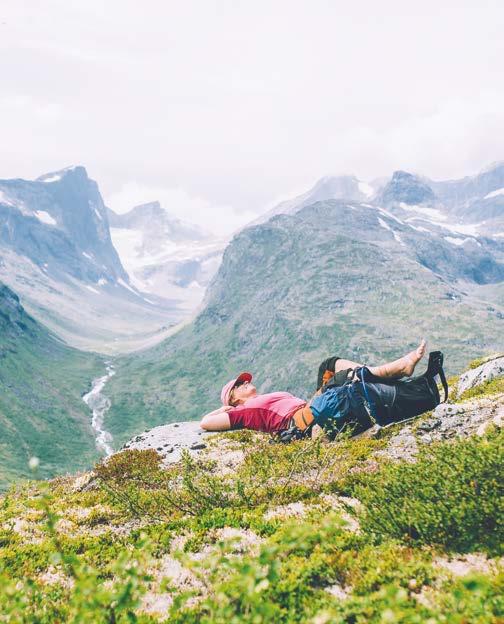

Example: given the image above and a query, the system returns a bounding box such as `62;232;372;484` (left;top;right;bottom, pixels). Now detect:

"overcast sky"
1;1;503;234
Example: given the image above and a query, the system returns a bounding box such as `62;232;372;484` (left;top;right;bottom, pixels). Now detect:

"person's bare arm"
200;406;233;431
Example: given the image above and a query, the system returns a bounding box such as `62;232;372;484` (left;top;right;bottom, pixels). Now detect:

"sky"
1;1;503;234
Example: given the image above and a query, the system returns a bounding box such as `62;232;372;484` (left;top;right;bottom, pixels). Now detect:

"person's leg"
367;339;426;379
334;358;364;373
315;339;426;393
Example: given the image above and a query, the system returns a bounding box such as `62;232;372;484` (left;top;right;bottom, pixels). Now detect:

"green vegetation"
0;283;103;491
458;377;504;402
1;426;502;622
353;430;503;554
0;477;154;623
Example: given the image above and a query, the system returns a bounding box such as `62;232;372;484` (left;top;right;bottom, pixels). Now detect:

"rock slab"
457;355;504;397
121;421;217;465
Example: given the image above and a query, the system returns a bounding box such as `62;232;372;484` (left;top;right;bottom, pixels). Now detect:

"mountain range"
107;201;226;312
103;162;504;445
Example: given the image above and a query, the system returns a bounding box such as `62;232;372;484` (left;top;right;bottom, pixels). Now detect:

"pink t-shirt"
228;392;306;433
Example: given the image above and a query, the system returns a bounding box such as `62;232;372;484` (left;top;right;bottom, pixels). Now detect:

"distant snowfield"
399;202;447;222
0;190;16;207
484;188;504;199
34;210;57;225
394;200;488;238
40;174;62;183
445;236;472;246
442;222;482;236
109;224;226;306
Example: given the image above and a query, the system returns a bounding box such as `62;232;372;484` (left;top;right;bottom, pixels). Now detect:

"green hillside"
105;200;504;447
1;359;502;622
0;283;103;490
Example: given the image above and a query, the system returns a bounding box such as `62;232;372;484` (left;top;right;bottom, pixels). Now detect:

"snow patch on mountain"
377;207;405;225
34;210;57;226
358;181;374;198
445;236;471;246
399;202;447;222
0;190;17;207
40;173;62;183
484;188;504;199
377;217;392;232
441;222;482;236
118;277;139;296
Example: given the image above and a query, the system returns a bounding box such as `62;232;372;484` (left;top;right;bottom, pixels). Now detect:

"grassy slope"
0;285;104;490
105;203;504;447
0;366;502;622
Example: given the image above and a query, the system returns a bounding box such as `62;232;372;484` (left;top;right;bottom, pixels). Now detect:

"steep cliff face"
105;199;504;446
0;167;182;352
0;166;127;284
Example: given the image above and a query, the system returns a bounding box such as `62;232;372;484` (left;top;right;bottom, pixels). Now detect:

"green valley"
0;283;103;491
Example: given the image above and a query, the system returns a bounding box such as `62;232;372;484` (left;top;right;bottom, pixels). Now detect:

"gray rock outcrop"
456;355;504;397
121;421;217;465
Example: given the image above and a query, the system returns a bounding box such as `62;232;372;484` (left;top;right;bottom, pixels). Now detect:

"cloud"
1;1;503;219
105;182;258;236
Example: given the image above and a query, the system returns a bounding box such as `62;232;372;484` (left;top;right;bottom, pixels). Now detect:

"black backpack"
323;350;448;428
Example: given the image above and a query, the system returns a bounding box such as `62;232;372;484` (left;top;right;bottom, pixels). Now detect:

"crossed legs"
334;339;427;380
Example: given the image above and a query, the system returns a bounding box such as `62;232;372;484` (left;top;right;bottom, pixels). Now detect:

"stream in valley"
82;362;116;456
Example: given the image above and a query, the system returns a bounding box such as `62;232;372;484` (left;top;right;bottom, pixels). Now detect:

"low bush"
95;436;384;524
354;429;504;554
0;479;154;623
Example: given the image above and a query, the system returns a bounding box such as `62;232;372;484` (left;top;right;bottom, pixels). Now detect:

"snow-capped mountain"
255;174;379;224
0;165;127;284
108;201;227;310
374;164;504;240
0;167;185;353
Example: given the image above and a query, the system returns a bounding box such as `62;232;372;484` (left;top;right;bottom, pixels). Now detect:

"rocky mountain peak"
36;165;89;185
310;175;374;202
379;170;437;206
0;166;128;287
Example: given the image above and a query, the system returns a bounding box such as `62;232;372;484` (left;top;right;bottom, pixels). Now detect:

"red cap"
220;372;253;406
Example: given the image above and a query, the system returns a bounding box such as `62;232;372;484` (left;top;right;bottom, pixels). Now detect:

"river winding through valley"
82;362;116;456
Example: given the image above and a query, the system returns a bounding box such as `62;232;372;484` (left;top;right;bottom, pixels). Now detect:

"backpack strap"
357;366;379;422
425;351;448;402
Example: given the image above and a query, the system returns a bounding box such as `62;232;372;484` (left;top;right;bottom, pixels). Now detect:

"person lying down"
200;340;445;437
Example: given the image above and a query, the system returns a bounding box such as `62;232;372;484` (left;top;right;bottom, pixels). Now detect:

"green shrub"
0;478;154;623
354;430;504;554
95;437;384;526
